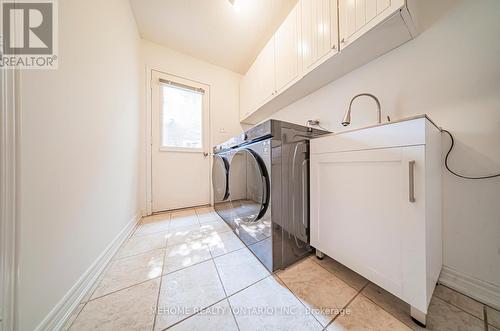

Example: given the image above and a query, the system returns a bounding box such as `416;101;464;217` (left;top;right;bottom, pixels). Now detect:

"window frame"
157;78;208;153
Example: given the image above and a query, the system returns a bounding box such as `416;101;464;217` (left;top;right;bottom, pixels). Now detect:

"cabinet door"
310;146;426;301
255;36;276;105
240;36;276;120
339;0;405;48
275;3;301;91
239;66;256;120
301;0;339;72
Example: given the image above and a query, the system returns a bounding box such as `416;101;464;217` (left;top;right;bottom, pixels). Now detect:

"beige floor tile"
71;278;159;331
91;249;164;299
115;231;168;259
168;299;238;331
163;240;212;274
62;303;85;331
142;212;171;224
433;284;484;320
487;306;500;329
201;218;232;234
154;260;226;330
133;218;170;237
328;295;413;331
278;258;358;326
310;255;369;291
427;297;485;331
171;208;197;216
198;211;222;224
204;231;245;257
167;227;204;246
195;205;215;214
214;248;270;296
229;276;322;331
361;283;426;330
362;282;486;331
170;214;200;230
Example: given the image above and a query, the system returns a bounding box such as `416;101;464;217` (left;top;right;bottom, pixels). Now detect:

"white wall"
271;0;500;290
140;39;243;212
17;0;142;329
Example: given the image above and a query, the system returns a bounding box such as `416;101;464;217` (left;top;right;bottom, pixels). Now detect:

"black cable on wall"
442;129;500;180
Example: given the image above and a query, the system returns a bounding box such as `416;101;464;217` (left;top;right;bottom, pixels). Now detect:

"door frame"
0;66;20;331
145;67;213;215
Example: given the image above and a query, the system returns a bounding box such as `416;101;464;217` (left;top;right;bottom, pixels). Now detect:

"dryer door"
228;148;269;223
212;154;229;202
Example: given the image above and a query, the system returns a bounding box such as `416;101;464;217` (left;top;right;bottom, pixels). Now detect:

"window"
160;82;204;150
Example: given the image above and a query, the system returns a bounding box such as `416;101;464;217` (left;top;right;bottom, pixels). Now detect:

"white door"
151;71;210;212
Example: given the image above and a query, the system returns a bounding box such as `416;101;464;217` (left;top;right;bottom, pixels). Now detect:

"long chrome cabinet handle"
409;160;416;203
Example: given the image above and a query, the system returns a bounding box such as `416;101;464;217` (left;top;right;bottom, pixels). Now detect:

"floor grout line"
322;282;370;331
434;283;500;325
160;296;228;331
208;240;242;331
113;240;169;261
88;235;248;304
433;292;490;323
273;271;325;328
152;237;170;331
484;305;489;331
65;301;87;330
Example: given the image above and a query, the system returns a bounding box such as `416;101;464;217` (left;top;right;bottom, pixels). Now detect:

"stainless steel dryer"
212;120;329;271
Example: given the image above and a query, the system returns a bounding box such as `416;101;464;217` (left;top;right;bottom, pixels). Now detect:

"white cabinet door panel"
339;0;405;47
311;146;426;301
301;0;339;72
355;0;366;30
276;3;300;91
257;36;276;104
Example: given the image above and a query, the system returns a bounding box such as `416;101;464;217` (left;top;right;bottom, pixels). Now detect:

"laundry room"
1;1;499;330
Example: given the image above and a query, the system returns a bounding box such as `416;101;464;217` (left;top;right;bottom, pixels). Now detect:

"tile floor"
65;206;499;331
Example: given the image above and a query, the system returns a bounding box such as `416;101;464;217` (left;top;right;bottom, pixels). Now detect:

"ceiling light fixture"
229;0;240;12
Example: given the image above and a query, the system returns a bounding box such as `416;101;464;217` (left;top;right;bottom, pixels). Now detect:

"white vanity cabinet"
310;116;442;325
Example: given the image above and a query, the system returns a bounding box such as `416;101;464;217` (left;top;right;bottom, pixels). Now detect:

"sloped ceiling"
129;0;298;74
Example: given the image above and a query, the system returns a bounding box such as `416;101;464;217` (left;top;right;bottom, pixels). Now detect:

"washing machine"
212;120;329;271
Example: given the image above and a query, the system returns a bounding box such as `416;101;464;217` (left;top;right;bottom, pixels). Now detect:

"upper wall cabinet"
301;0;339;72
240;36;276;120
241;0;419;124
339;0;405;48
275;3;301;91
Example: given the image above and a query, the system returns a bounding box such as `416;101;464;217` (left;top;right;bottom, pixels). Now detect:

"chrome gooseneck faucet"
341;93;381;126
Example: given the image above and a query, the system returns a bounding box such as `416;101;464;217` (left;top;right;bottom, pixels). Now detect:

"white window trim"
158;146;204;153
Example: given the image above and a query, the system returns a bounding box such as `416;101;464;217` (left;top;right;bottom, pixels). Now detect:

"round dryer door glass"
228;149;269;223
212;155;229;202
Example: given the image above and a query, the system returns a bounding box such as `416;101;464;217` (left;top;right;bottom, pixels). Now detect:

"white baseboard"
35;213;141;331
439;265;500;310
